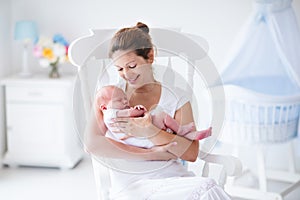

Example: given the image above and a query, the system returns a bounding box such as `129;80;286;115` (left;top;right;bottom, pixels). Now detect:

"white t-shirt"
103;81;194;195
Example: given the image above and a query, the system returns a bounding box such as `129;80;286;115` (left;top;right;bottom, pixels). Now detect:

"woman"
86;22;231;199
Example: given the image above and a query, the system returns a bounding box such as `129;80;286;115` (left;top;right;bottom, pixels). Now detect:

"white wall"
0;0;12;163
1;0;300;170
9;0;248;72
0;0;12;77
6;0;300;72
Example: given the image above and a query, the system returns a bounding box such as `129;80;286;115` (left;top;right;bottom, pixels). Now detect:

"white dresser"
1;74;83;169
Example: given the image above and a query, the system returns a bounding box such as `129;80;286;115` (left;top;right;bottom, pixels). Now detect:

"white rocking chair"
69;28;242;200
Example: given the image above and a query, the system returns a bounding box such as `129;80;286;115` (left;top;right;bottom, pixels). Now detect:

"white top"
107;81;194;195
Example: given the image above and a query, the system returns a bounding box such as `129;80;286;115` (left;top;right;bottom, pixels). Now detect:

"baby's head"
96;85;130;111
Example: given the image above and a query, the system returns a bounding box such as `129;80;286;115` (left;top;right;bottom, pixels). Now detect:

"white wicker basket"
218;85;300;145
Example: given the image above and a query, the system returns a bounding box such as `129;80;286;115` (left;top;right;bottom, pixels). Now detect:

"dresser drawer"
6;86;67;102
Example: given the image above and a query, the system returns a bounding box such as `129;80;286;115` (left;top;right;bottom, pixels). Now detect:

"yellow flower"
33;35;69;68
42;48;54;60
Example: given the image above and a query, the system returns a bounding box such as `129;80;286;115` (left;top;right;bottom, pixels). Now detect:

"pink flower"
33;46;43;58
33;35;69;68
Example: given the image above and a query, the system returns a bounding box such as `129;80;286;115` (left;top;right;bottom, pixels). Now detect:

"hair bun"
136;22;149;34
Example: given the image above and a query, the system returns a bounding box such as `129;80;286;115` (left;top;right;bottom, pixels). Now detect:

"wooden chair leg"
287;141;296;173
256;146;267;192
226;145;239;186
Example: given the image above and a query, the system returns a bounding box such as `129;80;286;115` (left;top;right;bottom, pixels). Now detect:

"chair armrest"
199;151;242;177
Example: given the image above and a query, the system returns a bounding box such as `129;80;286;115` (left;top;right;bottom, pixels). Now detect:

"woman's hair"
109;22;153;59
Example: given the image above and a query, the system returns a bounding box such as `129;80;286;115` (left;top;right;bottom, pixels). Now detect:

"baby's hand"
128;105;147;117
134;105;147;111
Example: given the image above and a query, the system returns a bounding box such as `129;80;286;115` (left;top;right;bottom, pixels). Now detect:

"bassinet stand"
219;85;300;200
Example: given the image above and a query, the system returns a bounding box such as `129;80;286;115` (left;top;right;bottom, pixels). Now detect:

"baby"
96;85;212;148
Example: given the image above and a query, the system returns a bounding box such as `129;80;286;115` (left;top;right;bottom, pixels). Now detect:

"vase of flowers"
33;34;69;78
49;60;60;78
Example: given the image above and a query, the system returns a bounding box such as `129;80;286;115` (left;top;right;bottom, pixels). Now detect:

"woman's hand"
110;112;157;138
151;141;177;153
147;142;178;160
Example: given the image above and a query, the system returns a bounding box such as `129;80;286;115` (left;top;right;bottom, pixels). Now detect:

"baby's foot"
195;127;212;140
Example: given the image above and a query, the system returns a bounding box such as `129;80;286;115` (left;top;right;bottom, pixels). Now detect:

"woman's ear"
147;48;154;63
99;104;107;111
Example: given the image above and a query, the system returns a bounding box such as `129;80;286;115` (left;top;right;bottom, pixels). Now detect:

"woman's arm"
84;107;177;161
149;102;199;161
113;102;199;162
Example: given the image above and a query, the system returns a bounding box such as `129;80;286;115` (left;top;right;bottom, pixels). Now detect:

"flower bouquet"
33;34;69;78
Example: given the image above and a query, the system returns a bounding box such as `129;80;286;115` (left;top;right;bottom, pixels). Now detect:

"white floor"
230;174;300;200
1;155;300;200
0;156;97;200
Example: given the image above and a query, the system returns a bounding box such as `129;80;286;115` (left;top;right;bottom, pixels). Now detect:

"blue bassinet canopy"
220;0;300;96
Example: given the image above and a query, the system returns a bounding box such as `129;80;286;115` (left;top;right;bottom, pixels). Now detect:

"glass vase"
49;64;60;78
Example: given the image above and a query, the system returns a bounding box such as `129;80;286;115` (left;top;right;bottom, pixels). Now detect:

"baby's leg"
184;127;212;140
164;114;195;135
152;113;167;130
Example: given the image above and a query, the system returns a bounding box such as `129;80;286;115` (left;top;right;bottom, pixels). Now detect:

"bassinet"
220;79;300;145
215;0;300;199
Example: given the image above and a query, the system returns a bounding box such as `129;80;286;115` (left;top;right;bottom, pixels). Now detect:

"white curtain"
220;0;300;95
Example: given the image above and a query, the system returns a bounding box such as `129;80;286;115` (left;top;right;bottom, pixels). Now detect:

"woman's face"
112;51;154;89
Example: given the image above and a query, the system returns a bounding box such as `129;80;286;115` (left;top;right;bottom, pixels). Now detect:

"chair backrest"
69;28;228;199
69;28;225;132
